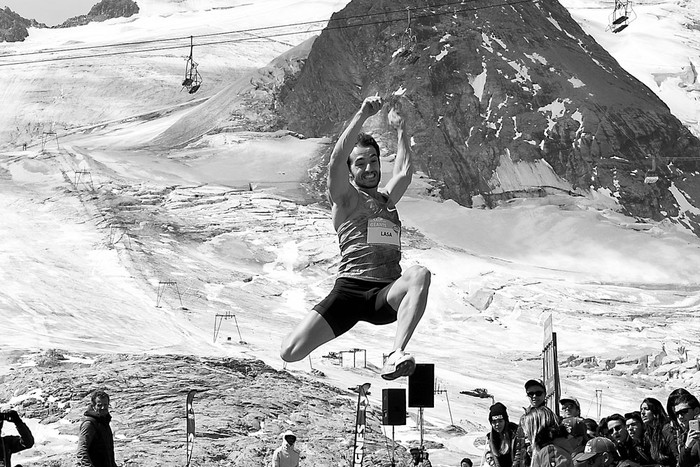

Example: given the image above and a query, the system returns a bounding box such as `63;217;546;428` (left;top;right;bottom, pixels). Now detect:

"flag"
352;383;371;467
186;390;197;467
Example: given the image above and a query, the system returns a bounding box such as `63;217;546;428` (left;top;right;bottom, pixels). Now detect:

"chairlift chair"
181;36;203;93
609;0;636;33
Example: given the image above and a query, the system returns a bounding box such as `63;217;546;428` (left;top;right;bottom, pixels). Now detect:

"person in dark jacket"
0;409;34;467
671;392;700;467
77;390;118;467
667;389;696;460
640;397;677;467
488;402;519;467
605;413;651;465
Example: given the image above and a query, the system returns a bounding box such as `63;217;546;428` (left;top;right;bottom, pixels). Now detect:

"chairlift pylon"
608;0;636;34
182;35;202;94
644;154;660;184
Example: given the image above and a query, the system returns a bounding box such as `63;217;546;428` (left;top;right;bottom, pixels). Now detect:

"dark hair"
461;458;473;467
583;418;599;435
641;398;672;463
667;389;697;430
607;413;626;425
641;397;669;425
348;132;380;169
90;389;110;406
624;411;643;424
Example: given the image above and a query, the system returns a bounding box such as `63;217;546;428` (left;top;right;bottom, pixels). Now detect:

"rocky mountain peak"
277;0;700;234
56;0;139;28
0;7;46;42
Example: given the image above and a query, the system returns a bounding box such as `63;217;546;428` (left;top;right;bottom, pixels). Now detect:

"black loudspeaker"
408;363;434;408
382;388;406;425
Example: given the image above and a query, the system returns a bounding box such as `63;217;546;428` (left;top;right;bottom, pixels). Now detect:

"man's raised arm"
383;102;413;204
327;96;383;204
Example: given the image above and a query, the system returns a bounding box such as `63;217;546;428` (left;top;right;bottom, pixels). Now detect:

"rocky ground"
0;349;414;467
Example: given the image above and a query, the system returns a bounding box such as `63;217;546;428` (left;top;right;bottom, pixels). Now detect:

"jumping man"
280;95;431;380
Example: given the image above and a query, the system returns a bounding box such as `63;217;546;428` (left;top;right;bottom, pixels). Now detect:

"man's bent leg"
280;310;336;362
386;265;431;352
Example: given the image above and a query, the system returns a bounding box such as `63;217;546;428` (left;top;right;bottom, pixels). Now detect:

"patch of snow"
524;52;548;65
568;77;586;88
433;44;451;62
547;16;563;31
471;67;487;101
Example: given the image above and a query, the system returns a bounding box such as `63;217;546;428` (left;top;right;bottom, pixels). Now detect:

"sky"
3;0;97;26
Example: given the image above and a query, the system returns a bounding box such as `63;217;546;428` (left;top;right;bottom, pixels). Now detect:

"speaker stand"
391;425;396;467
419;407;425;451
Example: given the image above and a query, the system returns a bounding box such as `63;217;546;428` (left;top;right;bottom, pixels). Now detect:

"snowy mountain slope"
1;1;700;466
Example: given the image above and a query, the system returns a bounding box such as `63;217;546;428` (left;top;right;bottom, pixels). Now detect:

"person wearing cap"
573;437;618;467
525;380;547;412
488;402;519;467
272;430;300;467
521;406;573;467
605;413;650;465
561;396;581;419
513;379;548;467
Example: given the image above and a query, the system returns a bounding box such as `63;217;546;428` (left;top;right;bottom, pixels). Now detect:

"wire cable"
0;0;535;67
0;0;479;59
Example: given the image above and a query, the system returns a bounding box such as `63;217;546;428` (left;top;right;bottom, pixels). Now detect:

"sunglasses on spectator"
527;391;544;397
676;407;695;418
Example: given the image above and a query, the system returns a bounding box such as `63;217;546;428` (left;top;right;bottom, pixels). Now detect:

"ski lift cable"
0;0;535;62
0;0;488;59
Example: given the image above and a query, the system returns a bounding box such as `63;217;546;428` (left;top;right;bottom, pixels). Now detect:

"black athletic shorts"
313;277;398;337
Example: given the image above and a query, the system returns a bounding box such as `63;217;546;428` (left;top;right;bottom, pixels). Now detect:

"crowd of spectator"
482;379;700;467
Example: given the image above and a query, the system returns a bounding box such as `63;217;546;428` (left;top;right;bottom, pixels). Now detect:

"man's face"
461;463;471;467
607;420;628;444
94;396;110;416
526;385;546;408
561;401;580;418
349;146;381;189
485;453;495;466
625;419;643;441
674;403;700;430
